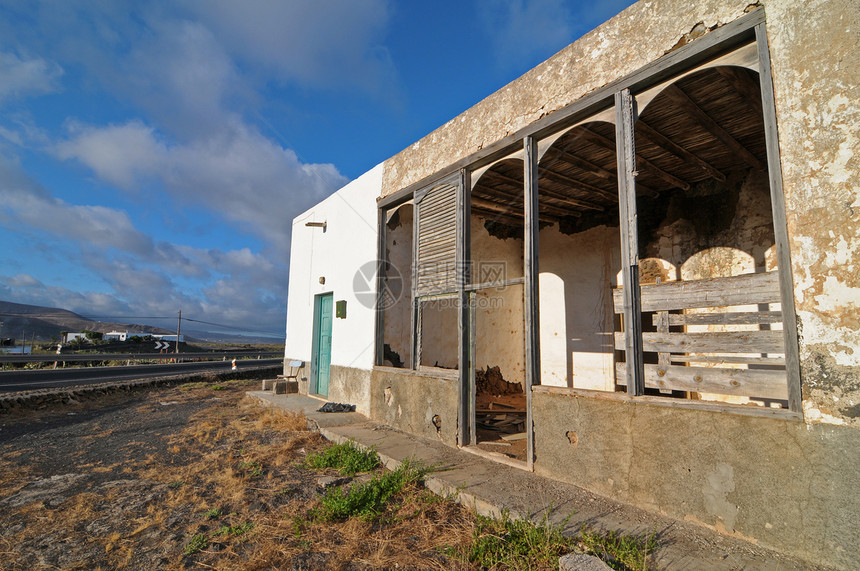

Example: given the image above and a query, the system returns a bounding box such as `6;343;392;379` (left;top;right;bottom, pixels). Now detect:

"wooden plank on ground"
613;271;780;312
616;363;788;399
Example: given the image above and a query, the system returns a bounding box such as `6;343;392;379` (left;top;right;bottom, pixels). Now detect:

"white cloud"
0;51;63;104
56;121;167;189
182;0;395;93
57;119;348;258
0;151;288;333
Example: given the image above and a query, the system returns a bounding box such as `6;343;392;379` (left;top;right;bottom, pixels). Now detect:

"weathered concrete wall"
370;367;459;446
532;389;860;569
378;0;858;423
763;0;860;424
639;169;777;282
539;224;620;390
380;0;756;198
326;365;371;415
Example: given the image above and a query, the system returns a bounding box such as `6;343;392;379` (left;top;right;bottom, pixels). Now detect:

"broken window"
412;176;461;371
469;156;528;460
536;117;621;392
380;201;413;368
613;45;791;408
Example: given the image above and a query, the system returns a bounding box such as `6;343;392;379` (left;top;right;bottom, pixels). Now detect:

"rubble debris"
475;366;522;396
317;402;356;413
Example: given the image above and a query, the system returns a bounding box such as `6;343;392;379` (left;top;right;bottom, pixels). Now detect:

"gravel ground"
0;380;480;571
0;380;326;569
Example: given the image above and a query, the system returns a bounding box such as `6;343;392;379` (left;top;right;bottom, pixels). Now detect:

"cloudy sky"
0;0;634;339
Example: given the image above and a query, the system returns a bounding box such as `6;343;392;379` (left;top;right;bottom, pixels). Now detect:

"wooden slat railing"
613;271;787;400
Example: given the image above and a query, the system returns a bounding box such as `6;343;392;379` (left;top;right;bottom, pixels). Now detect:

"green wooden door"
312;293;333;396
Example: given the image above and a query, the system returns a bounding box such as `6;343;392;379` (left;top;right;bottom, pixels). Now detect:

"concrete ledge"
246;390;824;571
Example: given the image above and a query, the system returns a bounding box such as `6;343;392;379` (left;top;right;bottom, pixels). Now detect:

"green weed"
215;522;255;537
203;508;222;520
168;480;184;489
578;526;657;570
450;510;574;570
238;460;263;478
184;533;208;555
314;460;428;522
304;440;380;476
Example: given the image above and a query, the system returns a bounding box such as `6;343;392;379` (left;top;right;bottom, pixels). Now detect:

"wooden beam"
472;193;580;219
613;271;781;313
524;136;541;470
457;168;471;447
479;169;524;189
579;127;691;191
662;83;764;170
652;310;783;326
538;166;618;203
636;119;726;182
615;89;644;395
757;22;801;412
614;330;786;354
543;147;615;179
715;66;763;119
616;363;788;400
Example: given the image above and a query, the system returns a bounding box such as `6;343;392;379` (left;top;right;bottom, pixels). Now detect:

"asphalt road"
0;358;282;392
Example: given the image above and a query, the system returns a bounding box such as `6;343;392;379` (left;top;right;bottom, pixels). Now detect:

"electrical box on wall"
335;300;347;319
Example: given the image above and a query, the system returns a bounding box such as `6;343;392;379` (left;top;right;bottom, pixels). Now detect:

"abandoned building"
283;1;859;568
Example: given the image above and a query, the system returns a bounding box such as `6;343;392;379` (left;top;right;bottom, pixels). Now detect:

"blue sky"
0;0;634;339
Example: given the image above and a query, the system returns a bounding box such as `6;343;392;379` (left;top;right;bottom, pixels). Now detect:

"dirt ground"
0;380;479;570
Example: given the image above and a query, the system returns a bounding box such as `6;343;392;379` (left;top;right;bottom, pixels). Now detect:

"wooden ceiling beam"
636;119;726;182
538;167;617;203
478;169;524;189
578;129;691;191
715;66;763;119
475;176;599;214
542;148;615;179
662;84;764;171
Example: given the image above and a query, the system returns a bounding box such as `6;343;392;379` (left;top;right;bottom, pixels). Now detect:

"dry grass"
0;381;652;570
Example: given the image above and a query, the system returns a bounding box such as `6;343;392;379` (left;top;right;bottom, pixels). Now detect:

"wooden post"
524;136;541;470
457;168;472;446
615;89;645;395
756;24;802;413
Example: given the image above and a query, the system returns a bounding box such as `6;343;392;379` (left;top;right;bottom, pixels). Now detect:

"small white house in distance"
104;331;129;341
153;334;184;343
282;1;858;568
63;332;88;343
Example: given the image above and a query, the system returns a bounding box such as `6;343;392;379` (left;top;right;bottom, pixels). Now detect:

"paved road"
0;358;282;392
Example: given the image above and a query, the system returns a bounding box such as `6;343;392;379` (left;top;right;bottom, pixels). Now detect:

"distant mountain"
0;300;174;342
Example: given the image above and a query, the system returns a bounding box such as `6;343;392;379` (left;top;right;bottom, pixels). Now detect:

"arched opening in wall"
381;201;413;368
614;64;789;407
469;158;527;461
536;120;621;392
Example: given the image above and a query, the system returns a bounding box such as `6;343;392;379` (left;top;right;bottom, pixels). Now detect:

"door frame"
310;292;333;396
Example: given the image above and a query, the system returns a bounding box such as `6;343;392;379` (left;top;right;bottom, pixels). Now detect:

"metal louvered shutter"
414;180;458;296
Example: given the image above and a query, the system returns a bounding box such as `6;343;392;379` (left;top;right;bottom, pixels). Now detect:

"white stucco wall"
284;163;383;411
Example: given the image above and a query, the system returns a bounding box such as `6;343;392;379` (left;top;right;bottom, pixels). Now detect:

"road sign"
154;341;171;350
